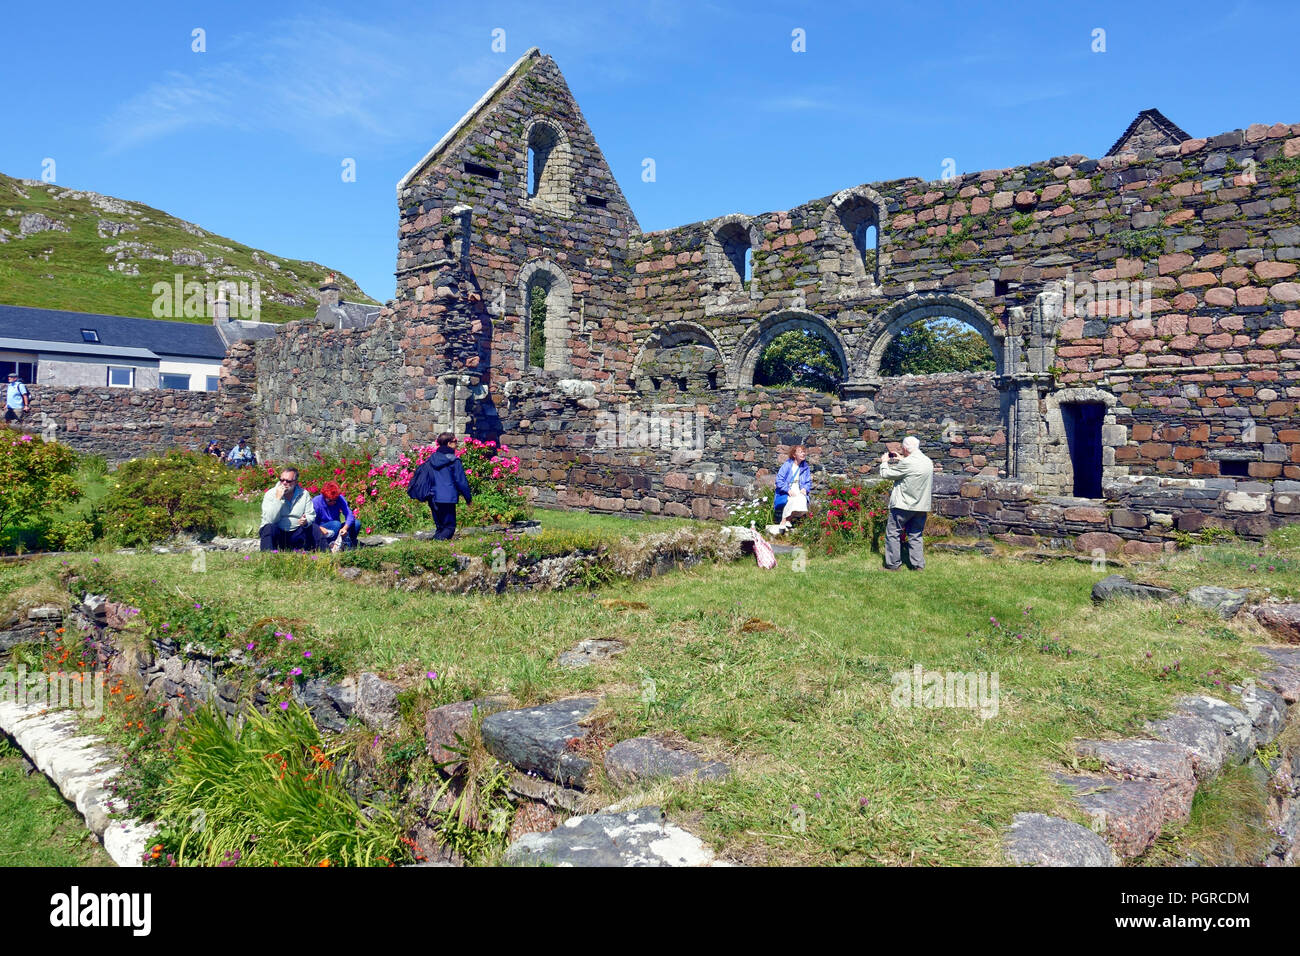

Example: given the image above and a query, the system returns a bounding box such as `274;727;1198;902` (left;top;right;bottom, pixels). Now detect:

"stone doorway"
1061;402;1105;498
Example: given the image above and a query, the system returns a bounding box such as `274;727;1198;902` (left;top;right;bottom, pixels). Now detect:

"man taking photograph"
878;436;935;572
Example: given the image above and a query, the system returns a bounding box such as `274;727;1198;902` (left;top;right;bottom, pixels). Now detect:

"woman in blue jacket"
407;432;474;540
773;445;812;525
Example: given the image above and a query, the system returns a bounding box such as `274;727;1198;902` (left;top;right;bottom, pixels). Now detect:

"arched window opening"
524;121;570;214
855;223;878;278
518;259;573;373
878;317;996;376
715;221;752;290
527;278;549;368
837;196;880;283
754;329;842;394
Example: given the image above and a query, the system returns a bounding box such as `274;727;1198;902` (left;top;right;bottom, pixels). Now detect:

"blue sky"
2;0;1296;303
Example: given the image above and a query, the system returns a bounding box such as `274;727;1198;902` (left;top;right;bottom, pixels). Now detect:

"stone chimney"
320;274;341;310
212;286;229;325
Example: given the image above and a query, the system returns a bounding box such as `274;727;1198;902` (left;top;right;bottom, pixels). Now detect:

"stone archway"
851;292;1006;380
517;259;573;373
629;321;726;392
733;309;848;390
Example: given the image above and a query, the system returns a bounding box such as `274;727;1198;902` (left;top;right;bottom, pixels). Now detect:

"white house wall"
158;358;224;391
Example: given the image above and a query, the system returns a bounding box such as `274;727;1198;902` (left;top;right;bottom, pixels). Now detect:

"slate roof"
0;304;227;359
1105;108;1191;157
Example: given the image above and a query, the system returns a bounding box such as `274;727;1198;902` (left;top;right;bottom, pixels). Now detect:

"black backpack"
406;458;435;502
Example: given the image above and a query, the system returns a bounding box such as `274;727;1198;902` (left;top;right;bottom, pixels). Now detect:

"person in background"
205;439;224;459
5;371;30;427
226;438;255;468
878;436;935;572
408;432;473;540
772;444;812;526
259;466;314;551
311;480;358;551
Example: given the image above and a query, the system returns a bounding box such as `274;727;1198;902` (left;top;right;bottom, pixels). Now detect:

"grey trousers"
884;508;927;569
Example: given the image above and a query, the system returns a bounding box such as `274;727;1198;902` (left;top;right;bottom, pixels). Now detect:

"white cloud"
101;17;486;154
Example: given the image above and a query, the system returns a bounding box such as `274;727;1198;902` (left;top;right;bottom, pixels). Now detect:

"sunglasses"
279;477;297;483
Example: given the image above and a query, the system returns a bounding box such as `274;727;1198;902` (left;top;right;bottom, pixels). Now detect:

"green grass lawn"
0;740;111;867
0;514;1292;865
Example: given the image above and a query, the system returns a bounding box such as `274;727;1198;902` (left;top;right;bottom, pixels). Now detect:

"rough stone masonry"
65;47;1300;545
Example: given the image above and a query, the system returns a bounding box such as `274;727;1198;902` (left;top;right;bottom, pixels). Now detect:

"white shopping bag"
751;522;777;570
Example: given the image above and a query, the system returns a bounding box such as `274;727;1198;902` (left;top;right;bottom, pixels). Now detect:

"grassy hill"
0;172;377;324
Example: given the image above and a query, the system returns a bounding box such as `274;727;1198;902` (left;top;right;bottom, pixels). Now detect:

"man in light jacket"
259;466;315;551
878;436;934;571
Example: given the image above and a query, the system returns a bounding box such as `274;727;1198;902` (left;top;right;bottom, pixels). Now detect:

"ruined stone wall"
30;355;252;462
874;372;1006;473
492;376;1004;518
618;123;1300;494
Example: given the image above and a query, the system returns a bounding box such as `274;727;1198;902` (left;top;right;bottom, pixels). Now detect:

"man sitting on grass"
226;437;255;468
259;466;314;551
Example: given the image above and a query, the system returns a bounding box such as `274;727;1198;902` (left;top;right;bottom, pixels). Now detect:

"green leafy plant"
727;492;777;527
154;704;407;867
0;431;81;550
1114;228;1164;259
101;450;233;545
426;717;516;863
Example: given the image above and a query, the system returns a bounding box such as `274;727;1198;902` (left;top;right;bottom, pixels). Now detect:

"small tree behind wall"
528;284;548;368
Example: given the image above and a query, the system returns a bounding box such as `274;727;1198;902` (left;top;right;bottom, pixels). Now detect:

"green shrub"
0;431;81;550
154;704;407;867
102;450;233;545
47;516;97;551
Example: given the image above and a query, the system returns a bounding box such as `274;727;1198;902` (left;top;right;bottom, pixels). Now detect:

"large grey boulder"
1186;586;1249;619
480;697;599;788
1003;813;1116;867
293;678;355;732
1234;683;1287;746
604;737;730;786
1090;575;1177;603
354;673;400;730
505;806;721;867
1146;713;1228;781
1177;696;1256;762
